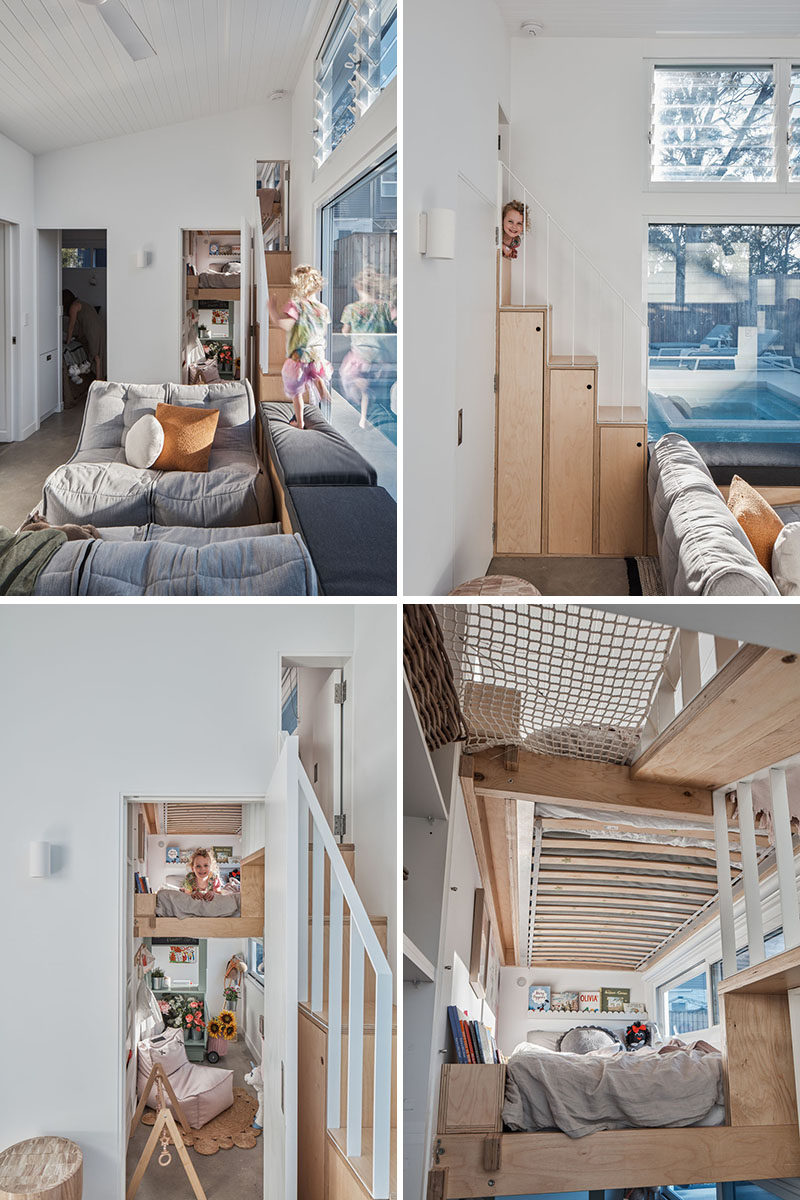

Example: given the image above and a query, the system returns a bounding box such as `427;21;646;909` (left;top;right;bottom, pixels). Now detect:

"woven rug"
143;1087;261;1155
625;556;665;596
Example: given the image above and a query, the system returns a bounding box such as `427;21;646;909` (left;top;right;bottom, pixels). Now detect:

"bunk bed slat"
770;767;800;948
713;787;737;979
736;779;765;965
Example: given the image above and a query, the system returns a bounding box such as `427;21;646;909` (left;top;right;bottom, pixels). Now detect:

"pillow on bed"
526;1030;561;1051
125;413;165;469
557;1025;621;1054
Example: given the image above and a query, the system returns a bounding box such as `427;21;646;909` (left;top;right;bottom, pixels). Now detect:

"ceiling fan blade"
97;0;156;61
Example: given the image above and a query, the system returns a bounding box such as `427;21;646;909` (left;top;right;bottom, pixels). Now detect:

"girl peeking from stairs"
268;265;332;429
501;199;530;259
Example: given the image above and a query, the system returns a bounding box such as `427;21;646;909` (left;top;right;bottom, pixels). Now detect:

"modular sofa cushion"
95;522;283;543
35;529;317;596
262;402;378;487
168;382;254;454
648;434;779;596
76;381;167;452
287;485;396;595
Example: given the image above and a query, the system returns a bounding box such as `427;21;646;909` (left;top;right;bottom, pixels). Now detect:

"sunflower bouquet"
218;1009;238;1041
207;1016;223;1039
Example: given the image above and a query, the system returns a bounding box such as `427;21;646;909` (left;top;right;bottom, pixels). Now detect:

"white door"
240;219;251;383
262;736;299;1200
37;229;61;420
0;223;7;440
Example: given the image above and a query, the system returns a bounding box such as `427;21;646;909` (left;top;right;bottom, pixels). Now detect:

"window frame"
656;960;713;1037
645;58;798;193
247;937;264;987
313;0;398;170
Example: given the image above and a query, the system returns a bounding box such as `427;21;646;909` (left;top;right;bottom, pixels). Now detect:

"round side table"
0;1137;82;1200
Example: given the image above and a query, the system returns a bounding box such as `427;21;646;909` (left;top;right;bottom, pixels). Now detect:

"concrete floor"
126;1038;262;1199
0;407;84;531
489;555;632;596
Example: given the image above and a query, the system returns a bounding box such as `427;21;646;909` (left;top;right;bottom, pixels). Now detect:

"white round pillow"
125;413;164;468
772;523;800;596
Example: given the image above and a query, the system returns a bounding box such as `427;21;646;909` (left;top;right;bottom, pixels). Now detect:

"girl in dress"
268;265;331;429
340;266;397;429
501;200;530;259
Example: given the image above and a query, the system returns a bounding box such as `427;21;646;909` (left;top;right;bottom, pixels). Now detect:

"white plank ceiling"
497;0;800;38
0;0;325;154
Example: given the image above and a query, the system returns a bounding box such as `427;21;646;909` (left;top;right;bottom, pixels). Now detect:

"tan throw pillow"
726;475;784;573
152;403;219;473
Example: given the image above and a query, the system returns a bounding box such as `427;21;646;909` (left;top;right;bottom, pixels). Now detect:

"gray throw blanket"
503;1042;724;1138
155;890;241;918
0;527;66;595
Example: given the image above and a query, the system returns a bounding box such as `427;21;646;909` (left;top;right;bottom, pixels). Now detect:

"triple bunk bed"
405;604;800;1199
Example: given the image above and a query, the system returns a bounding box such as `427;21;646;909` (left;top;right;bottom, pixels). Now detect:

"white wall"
289;0;397;268
404;0;510;593
35;104;291;384
496;966;644;1058
0;131;36;440
206;938;247;1018
0;603;357;1197
509;36;800;347
351;605;398;976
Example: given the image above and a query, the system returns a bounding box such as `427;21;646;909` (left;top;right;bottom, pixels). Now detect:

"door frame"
117;791;267;1200
0;219;18;441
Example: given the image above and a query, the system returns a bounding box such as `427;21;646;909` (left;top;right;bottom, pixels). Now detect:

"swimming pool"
648;383;800;443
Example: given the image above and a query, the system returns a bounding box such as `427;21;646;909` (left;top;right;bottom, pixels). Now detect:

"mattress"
197;270;240;288
155;890;241;918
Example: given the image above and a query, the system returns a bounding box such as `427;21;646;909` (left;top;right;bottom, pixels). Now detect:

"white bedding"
503;1041;725;1138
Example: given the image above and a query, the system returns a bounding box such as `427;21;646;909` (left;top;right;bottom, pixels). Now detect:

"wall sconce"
419;209;455;259
133;248;153;269
29;841;51;877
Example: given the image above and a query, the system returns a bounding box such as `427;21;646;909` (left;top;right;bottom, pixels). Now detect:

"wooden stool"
0;1137;82;1200
449;574;541;596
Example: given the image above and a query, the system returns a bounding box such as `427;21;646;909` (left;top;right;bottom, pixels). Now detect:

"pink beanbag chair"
137;1027;234;1129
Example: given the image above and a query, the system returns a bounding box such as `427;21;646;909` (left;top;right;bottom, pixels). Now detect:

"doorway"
0;221;9;440
60;229;107;411
121;794;267;1200
281;656;352;844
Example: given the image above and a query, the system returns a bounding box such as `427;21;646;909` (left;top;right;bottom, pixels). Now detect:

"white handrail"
297;764;393;1199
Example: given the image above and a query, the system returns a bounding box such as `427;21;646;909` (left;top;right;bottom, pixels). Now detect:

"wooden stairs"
495;257;649;559
254;249;293;402
299;843;397;1200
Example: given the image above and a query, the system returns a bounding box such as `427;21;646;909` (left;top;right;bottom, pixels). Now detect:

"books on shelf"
133;872;152;893
447;1005;505;1065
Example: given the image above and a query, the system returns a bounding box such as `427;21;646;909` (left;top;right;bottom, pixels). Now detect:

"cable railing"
296;754;393;1199
500;162;648;423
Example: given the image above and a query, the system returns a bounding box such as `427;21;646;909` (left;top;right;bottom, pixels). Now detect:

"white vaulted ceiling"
497;0;800;38
0;0;325;154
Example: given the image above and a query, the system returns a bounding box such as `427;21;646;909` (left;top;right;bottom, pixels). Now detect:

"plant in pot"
151;967;165;991
198;323;208;338
223;984;239;1011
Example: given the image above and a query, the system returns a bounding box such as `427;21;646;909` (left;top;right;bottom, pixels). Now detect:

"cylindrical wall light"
419;209;456;259
29;841;51;877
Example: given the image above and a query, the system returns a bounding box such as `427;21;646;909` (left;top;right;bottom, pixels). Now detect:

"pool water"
648;383;800;443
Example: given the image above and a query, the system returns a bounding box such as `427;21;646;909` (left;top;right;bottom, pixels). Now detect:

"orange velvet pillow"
152;403;219;473
726;474;784;574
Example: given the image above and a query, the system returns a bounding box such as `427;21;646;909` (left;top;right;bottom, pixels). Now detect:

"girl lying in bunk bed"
503;1025;724;1138
154;847;242;918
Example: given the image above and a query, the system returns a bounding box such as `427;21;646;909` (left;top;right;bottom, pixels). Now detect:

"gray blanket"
34;530;317;595
0;526;66;595
503;1043;725;1138
155;890;241;918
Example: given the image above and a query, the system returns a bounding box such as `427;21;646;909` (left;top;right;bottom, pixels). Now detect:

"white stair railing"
500;162;648;423
296;759;393;1199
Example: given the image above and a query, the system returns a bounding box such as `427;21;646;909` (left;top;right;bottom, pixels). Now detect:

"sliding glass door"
320;153;397;497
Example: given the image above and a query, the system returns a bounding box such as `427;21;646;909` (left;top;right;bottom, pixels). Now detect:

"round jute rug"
143;1087;262;1155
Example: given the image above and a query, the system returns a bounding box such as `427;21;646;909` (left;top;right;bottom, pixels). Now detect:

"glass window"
657;968;709;1037
710;927;785;1023
61;247;92;269
647;222;800;446
281;666;299;735
651;65;776;183
791;67;800;181
320;154;397;497
314;0;397;166
247;938;264;982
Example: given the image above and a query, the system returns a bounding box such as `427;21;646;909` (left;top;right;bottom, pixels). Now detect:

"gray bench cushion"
261;402;377;487
42;380;272;527
648;433;779;596
692;441;800;487
287;485;396;596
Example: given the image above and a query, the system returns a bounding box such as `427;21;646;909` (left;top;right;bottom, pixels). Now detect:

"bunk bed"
133;847;264;938
411;606;800;1200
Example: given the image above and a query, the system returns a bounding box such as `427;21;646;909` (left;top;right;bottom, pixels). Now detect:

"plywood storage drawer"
495;310;545;555
547;368;595;554
598;425;646;555
437;1064;506;1134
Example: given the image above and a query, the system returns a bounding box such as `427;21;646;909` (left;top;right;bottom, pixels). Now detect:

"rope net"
436;604;675;765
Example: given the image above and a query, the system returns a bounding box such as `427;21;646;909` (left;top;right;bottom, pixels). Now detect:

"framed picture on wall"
166;845;180;864
469;888;490;999
485;931;500;1016
213;846;233;864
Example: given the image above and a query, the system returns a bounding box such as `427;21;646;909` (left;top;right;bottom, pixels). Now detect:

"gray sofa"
41;380;272;527
648;433;779;596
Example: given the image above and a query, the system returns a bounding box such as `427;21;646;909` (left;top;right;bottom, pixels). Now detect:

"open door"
240;218;251;384
262;735;299;1200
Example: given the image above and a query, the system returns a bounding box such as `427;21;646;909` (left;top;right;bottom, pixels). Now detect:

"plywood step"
265;250;292;284
549;354;598;368
307;843;356;915
257;372;289;403
327;1127;397;1200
